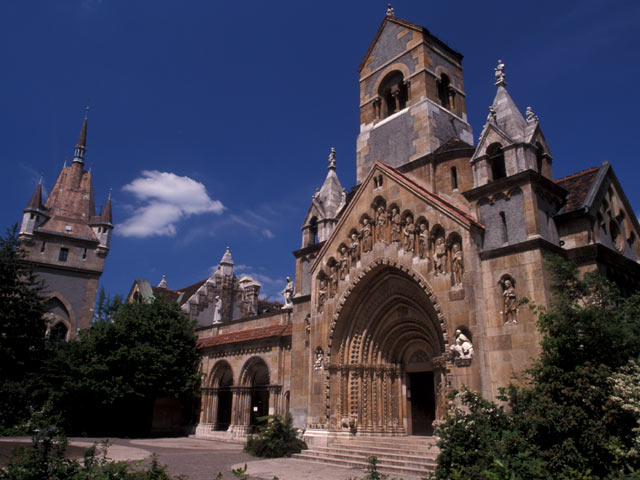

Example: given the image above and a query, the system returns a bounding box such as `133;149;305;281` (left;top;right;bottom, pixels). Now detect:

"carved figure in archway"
375;205;387;243
317;276;328;313
329;264;339;297
361;218;373;253
451;242;463;285
418;222;429;259
339;246;349;280
403;215;416;252
350;232;360;265
390;207;402;243
433;237;446;275
314;347;324;371
502;278;517;324
450;329;473;359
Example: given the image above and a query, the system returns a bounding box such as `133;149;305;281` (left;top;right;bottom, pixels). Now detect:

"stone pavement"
0;436;370;480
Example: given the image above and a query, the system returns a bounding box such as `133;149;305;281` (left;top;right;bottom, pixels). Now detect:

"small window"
58;248;68;262
499;211;509;244
437;74;454;109
451;167;458;190
40;241;46;253
65;225;72;232
30;213;35;220
82;248;87;260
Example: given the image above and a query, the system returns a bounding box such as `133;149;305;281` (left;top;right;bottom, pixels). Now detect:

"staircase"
293;436;439;479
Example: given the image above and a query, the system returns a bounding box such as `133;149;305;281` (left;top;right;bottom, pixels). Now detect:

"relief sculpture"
361;217;373;253
433;236;446;275
451;242;463;285
390;207;402;243
403;215;415;252
501;277;518;324
375;206;387;244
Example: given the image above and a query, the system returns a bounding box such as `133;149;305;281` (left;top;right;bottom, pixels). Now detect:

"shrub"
244;413;306;458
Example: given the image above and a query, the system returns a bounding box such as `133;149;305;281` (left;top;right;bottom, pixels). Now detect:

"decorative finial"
525;106;539;124
328;147;336;170
38;172;43;185
386;3;394;16
107;188;112;200
494;59;506;86
84;104;90;120
63;156;68;168
157;275;168;289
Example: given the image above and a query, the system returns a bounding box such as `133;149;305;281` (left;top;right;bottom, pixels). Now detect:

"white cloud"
262;229;275;239
118;170;224;238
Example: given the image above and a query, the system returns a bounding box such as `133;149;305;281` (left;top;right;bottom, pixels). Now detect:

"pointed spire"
26;183;44;211
73;106;89;164
220;246;234;265
157;275;168;289
328;147;336;170
386;4;394;16
99;190;113;224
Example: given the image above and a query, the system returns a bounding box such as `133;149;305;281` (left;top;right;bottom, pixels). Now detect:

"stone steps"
293;436;439;478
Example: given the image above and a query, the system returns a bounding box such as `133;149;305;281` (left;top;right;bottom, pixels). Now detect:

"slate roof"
177;279;208;306
197;324;292;349
555;166;601;214
432;137;474;155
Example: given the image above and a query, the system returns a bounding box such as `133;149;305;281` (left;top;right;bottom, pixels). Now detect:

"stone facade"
18;112;113;340
190;12;640;443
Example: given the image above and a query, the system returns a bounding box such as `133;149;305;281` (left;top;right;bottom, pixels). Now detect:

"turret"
19;180;49;236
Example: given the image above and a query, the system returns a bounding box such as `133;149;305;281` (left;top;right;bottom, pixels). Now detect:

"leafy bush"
435;256;640;479
244;413;306;458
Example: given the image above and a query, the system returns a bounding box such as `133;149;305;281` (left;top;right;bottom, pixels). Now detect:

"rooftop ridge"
555;165;600;183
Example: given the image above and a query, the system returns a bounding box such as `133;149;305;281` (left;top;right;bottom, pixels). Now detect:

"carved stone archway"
325;260;450;435
200;360;234;431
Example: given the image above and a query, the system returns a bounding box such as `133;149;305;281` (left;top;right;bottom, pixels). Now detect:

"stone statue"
433;236;446;275
451;242;463;285
487;106;497;123
328;147;336;169
317;276;328;313
526;106;539;123
386;3;394;16
502;278;517;324
283;276;294;308
494;59;506;86
350;232;360;265
450;329;473;359
329;265;338;298
314;347;324;371
361;217;373;253
403;216;416;252
375;205;387;243
212;295;222;324
339;246;349;280
390;207;402;243
418;222;429;259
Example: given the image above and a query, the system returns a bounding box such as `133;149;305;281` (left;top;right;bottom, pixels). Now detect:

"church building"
190;8;640;451
18;111;113;340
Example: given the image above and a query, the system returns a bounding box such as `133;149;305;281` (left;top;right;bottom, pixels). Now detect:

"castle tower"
18;110;113;340
355;8;474;183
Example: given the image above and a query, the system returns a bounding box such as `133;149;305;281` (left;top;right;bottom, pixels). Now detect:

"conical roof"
25;183;45;211
220;246;233;265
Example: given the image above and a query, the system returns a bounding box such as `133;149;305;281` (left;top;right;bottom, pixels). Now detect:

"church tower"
19;110;113;340
355;6;474;183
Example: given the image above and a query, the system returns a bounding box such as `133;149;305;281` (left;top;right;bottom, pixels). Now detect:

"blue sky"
1;0;639;301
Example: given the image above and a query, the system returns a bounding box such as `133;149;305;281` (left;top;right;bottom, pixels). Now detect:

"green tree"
93;285;123;323
435;256;640;479
47;296;201;435
0;225;48;430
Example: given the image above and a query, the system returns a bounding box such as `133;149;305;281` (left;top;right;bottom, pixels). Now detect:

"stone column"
209;389;220;428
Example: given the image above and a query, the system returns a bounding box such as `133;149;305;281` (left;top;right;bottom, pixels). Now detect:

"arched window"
451;167;458;190
536;142;544;174
437;73;454;109
499;211;509;244
309;217;318;245
378;71;408;118
487;143;506;181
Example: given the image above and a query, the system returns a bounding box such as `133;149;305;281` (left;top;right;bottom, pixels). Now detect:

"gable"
359;17;421;74
311;162;482;273
472;123;515;161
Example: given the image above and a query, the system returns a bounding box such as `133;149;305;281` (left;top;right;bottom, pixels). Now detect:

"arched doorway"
241;357;270;432
206;361;234;431
327;265;447;436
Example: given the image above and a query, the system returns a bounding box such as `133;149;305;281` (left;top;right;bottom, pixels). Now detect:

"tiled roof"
151;286;181;303
377;162;484;229
197;324;292;349
555;166;601;213
177;279;208;306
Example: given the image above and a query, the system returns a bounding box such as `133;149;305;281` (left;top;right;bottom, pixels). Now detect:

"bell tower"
355;6;474;183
